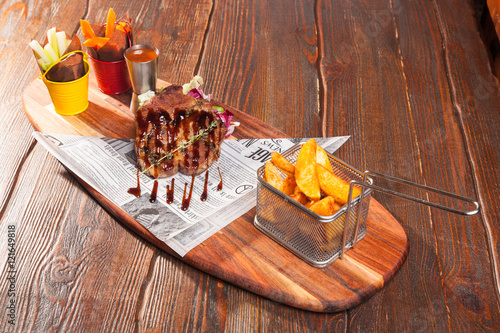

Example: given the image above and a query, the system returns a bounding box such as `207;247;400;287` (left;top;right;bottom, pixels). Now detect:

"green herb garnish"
212;106;224;114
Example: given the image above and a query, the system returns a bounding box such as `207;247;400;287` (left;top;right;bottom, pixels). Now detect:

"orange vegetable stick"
82;37;109;50
116;22;131;34
80;19;96;39
105;8;116;38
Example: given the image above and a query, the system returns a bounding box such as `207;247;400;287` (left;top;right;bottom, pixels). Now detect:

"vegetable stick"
47;27;59;58
105;8;116;38
44;44;58;62
37;58;50;71
29;40;51;64
56;31;68;56
80;19;96;39
82;37;109;50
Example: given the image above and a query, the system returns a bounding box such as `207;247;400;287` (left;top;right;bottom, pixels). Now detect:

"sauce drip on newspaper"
127;169;141;197
149;180;158;203
166;178;175;204
181;175;195;211
200;170;209;201
217;167;223;191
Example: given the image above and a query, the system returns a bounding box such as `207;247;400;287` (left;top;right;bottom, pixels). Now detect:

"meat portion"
135;85;226;178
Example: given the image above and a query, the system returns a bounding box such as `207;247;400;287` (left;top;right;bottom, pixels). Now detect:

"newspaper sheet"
33;132;349;256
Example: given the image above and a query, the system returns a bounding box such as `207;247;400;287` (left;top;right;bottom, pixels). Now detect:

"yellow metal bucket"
41;52;90;116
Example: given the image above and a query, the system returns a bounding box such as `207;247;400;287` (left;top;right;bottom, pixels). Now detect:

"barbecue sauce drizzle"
131;89;224;206
127;169;141;197
200;170;209;201
149;180;159;203
137;99;218;176
166;178;175;204
181;175;195;211
217;167;223;191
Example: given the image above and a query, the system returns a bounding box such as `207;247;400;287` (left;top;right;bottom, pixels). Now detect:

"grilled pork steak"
136;85;227;178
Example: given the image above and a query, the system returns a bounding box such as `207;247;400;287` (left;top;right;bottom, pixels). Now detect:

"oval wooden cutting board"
22;71;409;312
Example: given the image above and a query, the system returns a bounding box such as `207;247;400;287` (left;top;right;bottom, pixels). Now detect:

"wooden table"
1;0;499;331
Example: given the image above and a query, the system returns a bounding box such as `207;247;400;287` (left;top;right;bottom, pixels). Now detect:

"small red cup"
89;56;131;94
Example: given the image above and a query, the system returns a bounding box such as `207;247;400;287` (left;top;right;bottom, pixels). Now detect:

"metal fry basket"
254;143;480;268
254;144;373;268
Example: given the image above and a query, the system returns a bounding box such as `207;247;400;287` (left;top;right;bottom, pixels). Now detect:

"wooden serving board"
22;71;409;312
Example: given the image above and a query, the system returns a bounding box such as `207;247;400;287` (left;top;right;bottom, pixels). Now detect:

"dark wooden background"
1;0;499;331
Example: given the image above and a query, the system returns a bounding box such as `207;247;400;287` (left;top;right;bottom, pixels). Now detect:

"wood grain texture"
318;0;500;331
437;0;500;316
0;0;87;228
0;1;228;332
317;2;444;329
395;1;500;331
198;0;321;137
0;145;156;332
22;73;409;313
1;0;499;330
318;0;455;330
487;0;500;40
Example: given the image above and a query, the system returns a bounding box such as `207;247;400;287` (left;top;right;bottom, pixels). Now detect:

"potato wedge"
304;200;315;208
309;196;338;216
271;152;295;177
282;175;297;196
316;146;333;173
264;161;283;191
293;185;302;196
316;164;360;204
290;191;309;205
295;139;321;200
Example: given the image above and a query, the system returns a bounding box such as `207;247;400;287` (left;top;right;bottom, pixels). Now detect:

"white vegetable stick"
37;58;50;71
44;44;58;63
29;40;51;64
47;27;59;58
47;28;58;54
56;31;68;56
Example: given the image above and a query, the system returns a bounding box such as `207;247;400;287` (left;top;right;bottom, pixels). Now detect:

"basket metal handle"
341;170;480;259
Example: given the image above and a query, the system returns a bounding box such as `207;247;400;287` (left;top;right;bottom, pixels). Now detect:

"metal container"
124;44;159;113
254;143;480;268
124;44;159;94
254;144;373;268
89;56;131;94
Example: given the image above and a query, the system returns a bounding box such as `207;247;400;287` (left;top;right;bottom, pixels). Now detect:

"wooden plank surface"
0;0;499;331
487;0;500;40
318;0;500;331
22;74;409;313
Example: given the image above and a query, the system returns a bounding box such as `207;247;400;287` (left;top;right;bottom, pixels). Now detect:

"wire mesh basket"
254;144;373;268
254;143;480;268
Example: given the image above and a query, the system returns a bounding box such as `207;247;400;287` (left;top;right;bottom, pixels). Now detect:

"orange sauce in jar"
126;48;158;63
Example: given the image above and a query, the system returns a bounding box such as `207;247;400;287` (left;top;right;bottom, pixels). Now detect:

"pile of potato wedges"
263;139;361;216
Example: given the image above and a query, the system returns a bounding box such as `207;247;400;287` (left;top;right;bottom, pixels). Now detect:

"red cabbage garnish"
187;87;211;101
212;106;234;137
184;78;238;137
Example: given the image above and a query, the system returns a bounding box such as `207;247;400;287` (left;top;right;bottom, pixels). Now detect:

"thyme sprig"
141;120;218;174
